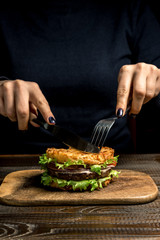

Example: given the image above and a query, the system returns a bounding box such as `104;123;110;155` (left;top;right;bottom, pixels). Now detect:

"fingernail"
117;108;123;118
48;116;56;124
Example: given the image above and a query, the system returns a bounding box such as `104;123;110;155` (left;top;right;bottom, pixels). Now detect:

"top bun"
46;146;114;165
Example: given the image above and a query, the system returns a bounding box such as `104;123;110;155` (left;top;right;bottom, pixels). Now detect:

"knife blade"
32;118;100;153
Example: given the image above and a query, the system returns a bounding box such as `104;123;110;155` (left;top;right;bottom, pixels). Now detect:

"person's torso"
0;1;138;153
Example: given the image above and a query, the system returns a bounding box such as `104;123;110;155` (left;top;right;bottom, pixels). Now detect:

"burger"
39;146;120;191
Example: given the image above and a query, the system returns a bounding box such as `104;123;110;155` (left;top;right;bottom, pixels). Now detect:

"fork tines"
91;119;115;149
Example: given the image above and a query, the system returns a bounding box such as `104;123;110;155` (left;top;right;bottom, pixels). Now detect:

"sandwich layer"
46;146;114;165
47;163;114;181
41;169;118;191
49;178;112;191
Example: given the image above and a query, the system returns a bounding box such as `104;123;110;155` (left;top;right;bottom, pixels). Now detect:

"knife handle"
32;118;49;130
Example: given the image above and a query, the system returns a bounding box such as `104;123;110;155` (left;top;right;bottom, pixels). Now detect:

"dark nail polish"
49;116;56;124
117;108;123;118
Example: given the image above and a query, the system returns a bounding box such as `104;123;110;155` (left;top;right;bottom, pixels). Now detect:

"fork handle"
125;104;131;114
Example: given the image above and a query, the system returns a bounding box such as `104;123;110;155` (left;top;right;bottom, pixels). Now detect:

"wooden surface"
0;169;158;206
0;154;160;239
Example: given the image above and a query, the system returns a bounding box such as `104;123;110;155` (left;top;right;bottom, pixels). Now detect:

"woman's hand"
116;63;160;117
0;79;55;130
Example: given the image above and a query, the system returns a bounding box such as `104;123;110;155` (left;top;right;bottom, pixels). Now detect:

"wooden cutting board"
0;169;158;206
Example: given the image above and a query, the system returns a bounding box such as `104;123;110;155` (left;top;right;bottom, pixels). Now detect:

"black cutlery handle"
32;118;49;130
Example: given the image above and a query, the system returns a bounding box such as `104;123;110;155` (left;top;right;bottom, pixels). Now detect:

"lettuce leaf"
90;165;101;175
41;171;53;186
39;154;86;169
109;169;120;178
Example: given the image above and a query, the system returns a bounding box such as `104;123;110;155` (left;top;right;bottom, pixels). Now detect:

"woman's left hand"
116;62;160;116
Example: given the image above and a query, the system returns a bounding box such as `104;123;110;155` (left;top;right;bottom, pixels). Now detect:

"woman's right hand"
0;79;55;130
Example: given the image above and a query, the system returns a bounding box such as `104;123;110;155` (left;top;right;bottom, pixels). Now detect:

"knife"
32;118;100;153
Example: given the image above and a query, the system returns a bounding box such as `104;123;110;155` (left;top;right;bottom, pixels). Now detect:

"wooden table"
0;154;160;239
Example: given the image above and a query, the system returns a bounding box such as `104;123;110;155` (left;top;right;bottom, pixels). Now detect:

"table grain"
0;153;160;240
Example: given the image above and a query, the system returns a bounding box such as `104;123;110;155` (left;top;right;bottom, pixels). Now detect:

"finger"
14;85;30;130
143;74;156;104
155;76;160;96
29;103;39;127
131;71;146;114
29;102;38;116
29;102;39;127
0;87;7;117
30;112;40;127
28;82;55;124
116;65;133;116
3;81;17;121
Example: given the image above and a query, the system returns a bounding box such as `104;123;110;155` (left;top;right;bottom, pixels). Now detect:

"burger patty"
47;162;114;181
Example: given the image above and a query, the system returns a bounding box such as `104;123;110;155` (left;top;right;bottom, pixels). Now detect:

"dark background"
0;0;160;154
135;0;160;153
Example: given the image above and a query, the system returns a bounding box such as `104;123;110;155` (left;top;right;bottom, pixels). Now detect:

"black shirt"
0;0;160;154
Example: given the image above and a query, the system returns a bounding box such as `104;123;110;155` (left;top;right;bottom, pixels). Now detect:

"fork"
90;106;131;149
